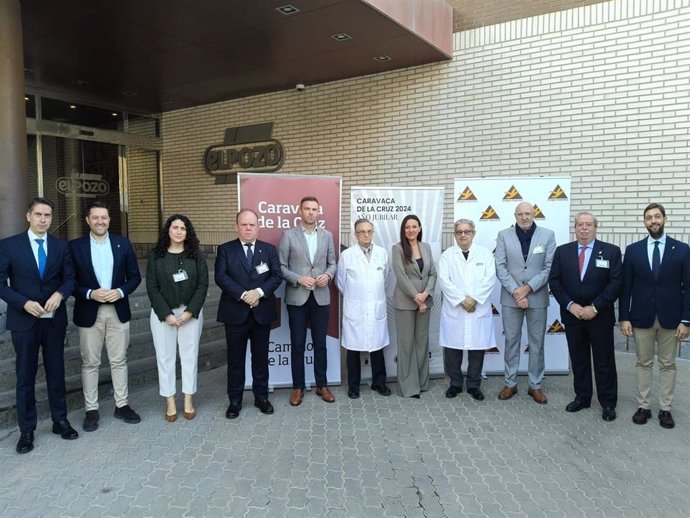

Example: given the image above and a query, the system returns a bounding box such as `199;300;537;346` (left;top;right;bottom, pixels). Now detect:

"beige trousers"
633;318;678;411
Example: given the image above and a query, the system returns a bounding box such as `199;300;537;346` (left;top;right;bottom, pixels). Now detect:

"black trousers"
287;292;330;389
443;348;485;390
346;349;387;391
225;312;270;405
13;320;68;432
565;321;617;408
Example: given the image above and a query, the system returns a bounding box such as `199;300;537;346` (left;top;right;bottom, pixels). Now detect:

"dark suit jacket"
215;239;282;326
0;232;74;331
69;234;142;327
619;236;690;329
549;240;622;327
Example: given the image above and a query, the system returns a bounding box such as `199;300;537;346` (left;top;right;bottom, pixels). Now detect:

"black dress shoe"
410;394;420;399
225;403;242;419
52;420;79;440
114;405;141;424
602;407;616;422
254;399;274;415
658;410;675;429
83;410;99;432
467;388;485;401
632;407;652;425
16;431;34;454
348;390;360;399
371;385;392;396
445;386;462;399
565;400;591;413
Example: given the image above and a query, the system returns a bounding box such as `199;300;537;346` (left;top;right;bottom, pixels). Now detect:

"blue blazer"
69;234;142;327
619;236;690;329
549;240;622;327
0;232;74;331
215;239;282;326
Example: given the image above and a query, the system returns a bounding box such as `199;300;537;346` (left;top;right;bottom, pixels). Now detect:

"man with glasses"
438;219;496;401
336;219;392;399
495;201;556;404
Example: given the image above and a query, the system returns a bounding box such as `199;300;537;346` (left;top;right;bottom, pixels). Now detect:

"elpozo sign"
203;122;285;177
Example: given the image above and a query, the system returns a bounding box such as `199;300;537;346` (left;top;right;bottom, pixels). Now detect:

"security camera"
295;83;305;91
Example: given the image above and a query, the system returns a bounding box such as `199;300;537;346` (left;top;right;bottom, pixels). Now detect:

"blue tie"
245;243;254;267
652;241;660;280
36;238;47;278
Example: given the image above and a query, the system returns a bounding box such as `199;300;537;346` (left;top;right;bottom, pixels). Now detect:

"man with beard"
620;203;690;429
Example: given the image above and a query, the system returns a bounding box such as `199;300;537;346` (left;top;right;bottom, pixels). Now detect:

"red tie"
578;245;586;275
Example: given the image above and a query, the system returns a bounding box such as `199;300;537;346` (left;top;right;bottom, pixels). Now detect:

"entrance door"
40;136;121;241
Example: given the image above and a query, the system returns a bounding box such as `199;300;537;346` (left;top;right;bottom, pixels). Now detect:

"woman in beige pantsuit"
391;215;437;398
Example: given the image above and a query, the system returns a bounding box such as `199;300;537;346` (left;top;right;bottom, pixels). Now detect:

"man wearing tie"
495;201;556;404
549;212;622;421
69;201;142;432
620;203;690;429
279;196;337;406
0;197;77;454
215;209;282;419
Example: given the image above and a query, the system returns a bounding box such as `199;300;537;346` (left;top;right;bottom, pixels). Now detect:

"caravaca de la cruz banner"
238;173;342;387
455;177;572;375
350;187;445;380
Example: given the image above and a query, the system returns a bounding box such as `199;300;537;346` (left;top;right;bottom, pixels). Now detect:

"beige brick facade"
154;0;690;250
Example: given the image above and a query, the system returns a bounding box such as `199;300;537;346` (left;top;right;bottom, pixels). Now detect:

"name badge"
596;259;609;269
255;262;269;274
533;246;544;254
173;269;188;282
40;311;54;319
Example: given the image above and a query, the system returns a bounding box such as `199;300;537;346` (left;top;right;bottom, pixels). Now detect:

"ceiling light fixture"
276;4;300;15
69;105;77;109
331;33;352;41
373;55;392;61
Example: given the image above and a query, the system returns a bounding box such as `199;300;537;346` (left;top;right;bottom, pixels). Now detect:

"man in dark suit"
69;201;142;432
620;203;690;429
215;209;282;419
0;197;77;453
549;212;622;421
278;196;337;406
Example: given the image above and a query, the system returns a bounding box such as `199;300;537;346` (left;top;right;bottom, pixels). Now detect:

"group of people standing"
1;196;688;455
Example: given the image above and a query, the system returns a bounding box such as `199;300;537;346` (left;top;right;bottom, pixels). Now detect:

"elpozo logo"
203;122;285;176
533;204;546;219
547;320;566;334
480;205;500;220
548;184;568;200
457;186;477;202
503;185;522;201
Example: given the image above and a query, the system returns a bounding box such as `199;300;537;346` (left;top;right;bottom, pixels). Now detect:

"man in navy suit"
549;212;622;421
620;203;690;429
0;197;77;453
69;201;142;432
215;209;282;419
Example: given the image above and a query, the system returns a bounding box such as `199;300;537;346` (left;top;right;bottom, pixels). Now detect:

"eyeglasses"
454;230;473;235
355;230;374;235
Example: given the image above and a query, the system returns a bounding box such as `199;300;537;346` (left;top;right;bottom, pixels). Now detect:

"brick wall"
157;0;690;250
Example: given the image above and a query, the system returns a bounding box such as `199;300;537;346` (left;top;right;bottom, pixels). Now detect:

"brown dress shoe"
497;386;517;400
315;386;335;403
527;388;548;404
289;389;304;407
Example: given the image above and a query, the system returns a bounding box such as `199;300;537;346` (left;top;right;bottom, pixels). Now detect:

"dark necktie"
36;238;47;278
578;245;587;275
245;242;254;266
652;241;660;280
462;250;469;260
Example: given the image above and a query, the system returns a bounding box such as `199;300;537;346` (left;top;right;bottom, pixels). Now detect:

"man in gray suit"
495;202;556;404
279;196;337;406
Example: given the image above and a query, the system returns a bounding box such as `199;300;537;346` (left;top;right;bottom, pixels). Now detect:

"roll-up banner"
238;173;342;387
349;187;445;380
454;177;571;374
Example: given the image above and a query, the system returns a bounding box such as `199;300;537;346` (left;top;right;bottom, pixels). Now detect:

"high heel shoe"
165;412;177;422
183;410;196;420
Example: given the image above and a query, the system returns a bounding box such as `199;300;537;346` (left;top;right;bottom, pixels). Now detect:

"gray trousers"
501;305;547;389
443;348;485;390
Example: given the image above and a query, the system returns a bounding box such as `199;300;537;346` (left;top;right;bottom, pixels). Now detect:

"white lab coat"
336;244;390;352
438;243;497;350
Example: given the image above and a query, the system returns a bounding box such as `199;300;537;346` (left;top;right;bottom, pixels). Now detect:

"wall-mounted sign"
203;122;285;176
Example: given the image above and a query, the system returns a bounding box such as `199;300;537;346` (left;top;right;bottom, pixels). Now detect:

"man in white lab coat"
438;219;497;401
336;219;392;399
